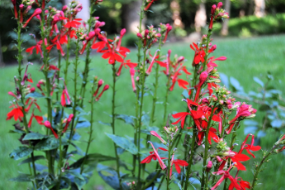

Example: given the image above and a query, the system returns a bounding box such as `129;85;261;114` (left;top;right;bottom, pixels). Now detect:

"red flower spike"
148;142;167;170
44;121;58;139
146;50;159;74
194;71;208;102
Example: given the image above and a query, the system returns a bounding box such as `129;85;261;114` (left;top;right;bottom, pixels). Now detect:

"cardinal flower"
141;142;167;170
238;134;261;158
61;85;71;107
172;112;190;129
226;103;256;134
211;165;241;190
169;157;188;178
44;120;58;139
23;8;42;28
6;105;23;121
62;114;74;133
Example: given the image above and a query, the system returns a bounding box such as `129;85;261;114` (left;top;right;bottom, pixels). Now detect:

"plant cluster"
7;0;285;189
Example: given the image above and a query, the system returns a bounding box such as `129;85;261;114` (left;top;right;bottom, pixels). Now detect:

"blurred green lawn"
1;34;285;189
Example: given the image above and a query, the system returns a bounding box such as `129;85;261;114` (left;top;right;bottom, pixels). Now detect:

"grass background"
1;34;285;189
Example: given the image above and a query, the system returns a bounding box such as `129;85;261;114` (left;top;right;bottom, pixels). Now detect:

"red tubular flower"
116;28;126;52
117;60;137;76
150;131;166;144
163;24;172;43
194;71;208;102
229;177;250;190
166;50;171;75
211;165;241;190
11;0;18;19
172;159;188;175
226;103;256;134
6;105;23;121
197;126;219;145
80;31;96;54
144;0;157;11
64;18;82;28
23;8;42;28
239;134;261;158
44;121;58;139
172;112;190;129
93;79;103;97
146;50;159;74
63;114;74;133
177;79;189;89
96;84;109;101
141;142;167;170
28;111;43;128
21;63;33;85
190;42;206;65
61;85;71;107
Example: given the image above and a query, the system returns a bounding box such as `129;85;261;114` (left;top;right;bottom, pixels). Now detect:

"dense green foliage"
213;13;285;37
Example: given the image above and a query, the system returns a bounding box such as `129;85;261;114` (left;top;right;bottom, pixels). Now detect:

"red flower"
62;114;74;133
211;166;241;190
190;42;206;65
64;18;82;28
197;125;219;145
229;177;250;190
172;112;190;129
141;142;167;170
101;50;124;64
171;159;188;175
44;121;58;139
238;134;261;158
6;106;23;121
61;85;71;107
28;111;43;128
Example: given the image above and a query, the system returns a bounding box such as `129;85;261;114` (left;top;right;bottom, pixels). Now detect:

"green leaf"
9;174;32;182
253;77;264;87
19;155;45;165
76;120;91;129
116;114;135;126
69;153;116;170
34;136;67;151
22;133;47;141
106;133;138;155
230;77;243;92
9;129;25;134
271;120;283;128
259;104;271;111
25;92;45;98
9;146;33;160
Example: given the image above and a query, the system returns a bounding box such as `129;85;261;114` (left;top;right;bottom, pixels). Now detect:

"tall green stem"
80;80;96;174
133;0;146;179
163;75;171;123
111;64;122;189
200;105;216;189
251;145;276;190
137;49;147;186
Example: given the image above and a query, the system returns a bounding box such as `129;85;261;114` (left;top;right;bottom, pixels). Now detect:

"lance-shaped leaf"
22;132;47;141
34;136;68;151
19;155;45;165
25;92;45;98
69;153;116;170
106;133;138;155
116;114;135;126
9;174;32;182
9;146;33;160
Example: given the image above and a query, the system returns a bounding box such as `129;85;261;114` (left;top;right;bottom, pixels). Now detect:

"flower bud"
206;160;213;172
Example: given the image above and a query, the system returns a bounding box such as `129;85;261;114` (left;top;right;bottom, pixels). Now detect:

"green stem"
202;29;213;71
137;49;147;186
200;105;216;189
56;52;61;103
157;175;165;190
183;126;197;189
80;80;96;174
163;76;171;123
57;107;64;188
223;122;239;190
251;145;276;190
111;64;122;189
16;18;37;188
166;148;172;190
133;0;145;179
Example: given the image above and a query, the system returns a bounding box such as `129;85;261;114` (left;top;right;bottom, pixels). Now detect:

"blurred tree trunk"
122;0;143;33
64;0;90;22
170;0;184;29
194;1;206;33
221;0;231;36
254;0;265;17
